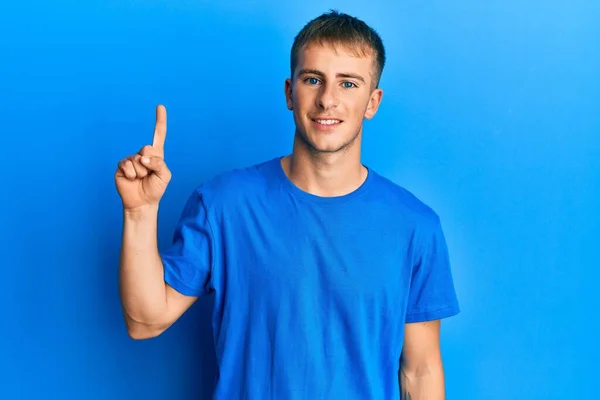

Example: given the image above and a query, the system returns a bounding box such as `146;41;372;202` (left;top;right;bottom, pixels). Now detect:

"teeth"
316;119;340;125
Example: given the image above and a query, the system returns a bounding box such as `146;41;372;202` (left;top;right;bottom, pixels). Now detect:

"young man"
116;10;460;400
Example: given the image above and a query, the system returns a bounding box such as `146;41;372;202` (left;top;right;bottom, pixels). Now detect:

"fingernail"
141;157;150;163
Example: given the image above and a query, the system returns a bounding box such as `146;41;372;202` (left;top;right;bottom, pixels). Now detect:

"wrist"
123;203;159;222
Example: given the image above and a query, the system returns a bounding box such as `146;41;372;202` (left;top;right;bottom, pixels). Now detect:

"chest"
222;203;416;304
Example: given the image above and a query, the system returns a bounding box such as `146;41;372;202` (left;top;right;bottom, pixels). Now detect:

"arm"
119;205;197;339
400;213;460;397
399;320;445;399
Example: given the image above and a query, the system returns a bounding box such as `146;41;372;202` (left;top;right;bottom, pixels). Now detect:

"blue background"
2;0;598;398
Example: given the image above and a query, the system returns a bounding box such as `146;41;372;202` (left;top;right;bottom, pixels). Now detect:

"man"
116;10;459;400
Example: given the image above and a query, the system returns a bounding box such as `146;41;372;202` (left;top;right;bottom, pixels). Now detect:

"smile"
312;119;342;125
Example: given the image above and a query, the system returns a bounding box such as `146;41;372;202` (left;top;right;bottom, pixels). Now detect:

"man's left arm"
399;319;445;399
399;213;460;399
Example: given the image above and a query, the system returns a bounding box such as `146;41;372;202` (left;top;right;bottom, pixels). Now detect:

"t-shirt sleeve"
160;189;215;297
405;214;460;323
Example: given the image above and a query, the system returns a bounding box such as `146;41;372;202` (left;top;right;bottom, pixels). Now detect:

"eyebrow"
298;68;365;84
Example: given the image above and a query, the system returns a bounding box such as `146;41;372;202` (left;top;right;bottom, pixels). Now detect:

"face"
285;42;383;154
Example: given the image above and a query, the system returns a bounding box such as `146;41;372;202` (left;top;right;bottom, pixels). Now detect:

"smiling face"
285;42;383;155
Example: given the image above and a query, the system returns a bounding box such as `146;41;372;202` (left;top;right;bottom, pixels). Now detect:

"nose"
316;82;339;110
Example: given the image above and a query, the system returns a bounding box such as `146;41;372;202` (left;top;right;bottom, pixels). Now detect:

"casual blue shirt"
160;156;460;399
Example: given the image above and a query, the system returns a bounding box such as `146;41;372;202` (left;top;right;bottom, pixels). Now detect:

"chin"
299;128;359;154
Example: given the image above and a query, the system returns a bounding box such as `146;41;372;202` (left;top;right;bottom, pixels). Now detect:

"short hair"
290;10;386;88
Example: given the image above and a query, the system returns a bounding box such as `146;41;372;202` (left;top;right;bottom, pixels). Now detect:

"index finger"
152;104;167;155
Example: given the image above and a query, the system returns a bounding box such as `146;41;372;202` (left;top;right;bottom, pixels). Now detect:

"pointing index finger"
152;104;167;156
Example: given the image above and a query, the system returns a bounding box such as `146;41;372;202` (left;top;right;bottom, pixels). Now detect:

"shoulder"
367;170;448;257
367;169;441;227
189;157;278;209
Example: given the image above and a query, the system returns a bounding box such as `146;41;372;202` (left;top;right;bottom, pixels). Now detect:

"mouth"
310;118;343;126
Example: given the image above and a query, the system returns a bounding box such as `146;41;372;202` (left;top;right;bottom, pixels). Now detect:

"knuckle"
140;145;153;155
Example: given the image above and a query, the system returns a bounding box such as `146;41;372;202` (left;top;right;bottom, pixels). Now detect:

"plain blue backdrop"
1;0;598;398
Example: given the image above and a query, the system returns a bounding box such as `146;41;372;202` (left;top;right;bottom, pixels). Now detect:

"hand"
115;105;172;212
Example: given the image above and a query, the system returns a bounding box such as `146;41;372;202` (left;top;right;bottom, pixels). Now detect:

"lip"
310;116;343;122
310;117;343;132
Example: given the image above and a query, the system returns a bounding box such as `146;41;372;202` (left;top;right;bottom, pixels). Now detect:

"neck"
281;133;367;197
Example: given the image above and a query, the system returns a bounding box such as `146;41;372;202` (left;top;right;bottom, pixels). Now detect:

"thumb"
141;156;171;182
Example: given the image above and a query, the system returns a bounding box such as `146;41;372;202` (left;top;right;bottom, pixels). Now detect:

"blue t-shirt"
160;156;460;399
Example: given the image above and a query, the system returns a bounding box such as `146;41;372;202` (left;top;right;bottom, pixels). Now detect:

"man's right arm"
119;205;197;339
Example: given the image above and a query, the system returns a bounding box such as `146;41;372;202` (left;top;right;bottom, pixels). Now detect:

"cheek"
348;100;369;120
296;88;314;106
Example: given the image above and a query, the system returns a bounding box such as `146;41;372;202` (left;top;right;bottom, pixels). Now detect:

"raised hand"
115;105;172;211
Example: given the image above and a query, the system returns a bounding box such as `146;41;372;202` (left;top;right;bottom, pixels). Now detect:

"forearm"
399;363;445;399
119;205;168;326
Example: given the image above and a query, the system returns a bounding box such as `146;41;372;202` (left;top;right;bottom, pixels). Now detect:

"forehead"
295;42;375;79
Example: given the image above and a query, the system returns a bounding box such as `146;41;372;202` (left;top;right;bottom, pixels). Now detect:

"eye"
342;81;357;89
304;77;321;85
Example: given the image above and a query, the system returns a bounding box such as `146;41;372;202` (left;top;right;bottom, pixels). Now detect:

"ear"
284;78;293;110
364;88;383;120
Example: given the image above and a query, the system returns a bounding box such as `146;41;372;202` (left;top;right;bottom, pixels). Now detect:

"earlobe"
284;78;294;110
364;88;383;120
287;90;293;110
